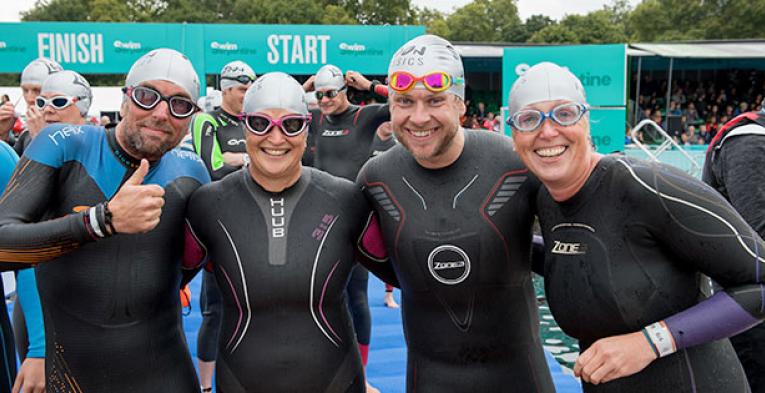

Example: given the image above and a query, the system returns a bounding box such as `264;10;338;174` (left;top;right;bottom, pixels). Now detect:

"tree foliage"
20;0;765;43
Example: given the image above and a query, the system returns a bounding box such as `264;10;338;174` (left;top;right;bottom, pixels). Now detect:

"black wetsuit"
190;108;247;363
539;155;765;393
308;104;390;352
185;167;372;393
357;130;555;392
0;124;210;392
12;129;31;156
704;113;765;392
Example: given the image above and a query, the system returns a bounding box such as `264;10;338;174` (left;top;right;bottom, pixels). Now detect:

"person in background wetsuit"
189;60;255;393
356;34;555;393
11;69;94;393
0;141;19;393
509;61;765;392
302;64;390;393
703;107;765;392
0;58;64;155
185;72;387;393
0;48;210;393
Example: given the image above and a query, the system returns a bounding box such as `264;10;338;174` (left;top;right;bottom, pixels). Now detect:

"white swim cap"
41;70;93;116
220;60;256;91
125;48;201;102
388;35;465;99
314;65;345;91
244;72;308;116
21;58;63;86
508;62;587;116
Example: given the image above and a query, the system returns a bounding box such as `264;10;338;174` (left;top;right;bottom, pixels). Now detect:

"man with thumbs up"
0;49;210;392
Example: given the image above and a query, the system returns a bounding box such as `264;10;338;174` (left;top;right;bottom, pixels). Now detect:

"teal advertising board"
0;22;424;93
502;44;627;152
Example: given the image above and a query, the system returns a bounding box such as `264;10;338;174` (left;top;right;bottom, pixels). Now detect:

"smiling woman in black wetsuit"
509;62;765;392
184;72;387;393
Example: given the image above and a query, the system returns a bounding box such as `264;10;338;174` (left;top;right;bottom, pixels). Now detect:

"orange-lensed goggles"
389;71;463;94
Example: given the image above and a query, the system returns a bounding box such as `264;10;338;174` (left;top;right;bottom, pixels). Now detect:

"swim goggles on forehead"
122;86;199;119
507;103;588;133
221;75;255;85
389;71;463;94
240;113;312;137
315;86;347;100
35;95;82;110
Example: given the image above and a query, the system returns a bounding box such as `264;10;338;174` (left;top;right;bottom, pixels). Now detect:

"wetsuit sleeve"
356;212;399;288
633;162;765;350
531;234;545;276
191;113;238;181
15;268;44;358
181;188;211;286
0;130;96;269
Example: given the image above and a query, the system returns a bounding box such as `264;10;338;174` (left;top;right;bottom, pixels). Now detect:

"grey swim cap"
125;48;200;102
41;70;93;116
243;72;308;116
508;62;587;116
388;35;465;99
21;58;63;86
220;60;256;91
314;65;345;91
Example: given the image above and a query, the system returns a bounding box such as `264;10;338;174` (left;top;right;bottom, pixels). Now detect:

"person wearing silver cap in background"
9;69;94;393
509;61;765;392
184;72;389;392
0;58;63;154
356;35;555;392
187;59;255;393
301;64;390;393
0;48;210;392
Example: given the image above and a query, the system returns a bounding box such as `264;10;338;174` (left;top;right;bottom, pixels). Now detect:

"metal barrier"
630;119;703;177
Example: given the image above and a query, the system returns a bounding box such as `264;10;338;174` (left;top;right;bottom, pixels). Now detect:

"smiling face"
38;91;85;126
117;80;192;161
510;99;600;201
245;107;307;191
316;87;349;116
389;89;465;169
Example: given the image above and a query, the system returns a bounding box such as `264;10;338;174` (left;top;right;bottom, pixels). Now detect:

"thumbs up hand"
107;159;166;234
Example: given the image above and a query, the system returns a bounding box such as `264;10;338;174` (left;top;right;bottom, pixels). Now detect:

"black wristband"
369;80;380;93
103;202;117;235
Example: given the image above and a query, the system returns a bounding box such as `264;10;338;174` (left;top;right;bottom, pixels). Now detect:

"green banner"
0;22;425;88
502;44;627;152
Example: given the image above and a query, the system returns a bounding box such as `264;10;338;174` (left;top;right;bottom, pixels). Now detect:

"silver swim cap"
220;60;256;91
508;62;587;116
388;34;465;99
21;58;63;86
243;72;308;116
314;65;345;91
125;48;200;102
41;70;93;116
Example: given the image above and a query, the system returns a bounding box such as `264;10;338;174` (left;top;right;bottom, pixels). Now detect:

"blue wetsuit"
0;125;210;392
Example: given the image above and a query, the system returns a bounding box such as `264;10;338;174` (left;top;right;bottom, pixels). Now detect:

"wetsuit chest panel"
313;105;389;180
539;157;704;345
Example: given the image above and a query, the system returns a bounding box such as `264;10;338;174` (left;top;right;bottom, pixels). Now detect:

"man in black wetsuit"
303;64;390;392
185;72;387;392
356;35;555;392
0;48;210;393
189;59;255;393
509;61;765;392
704;108;765;392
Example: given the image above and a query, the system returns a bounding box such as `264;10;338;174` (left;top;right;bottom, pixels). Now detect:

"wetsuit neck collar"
324;104;357;124
106;126;159;170
244;166;311;195
552;154;612;213
217;107;240;125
